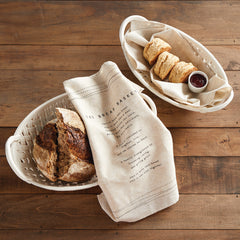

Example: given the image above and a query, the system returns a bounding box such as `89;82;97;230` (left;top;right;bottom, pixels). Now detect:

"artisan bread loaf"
33;120;58;182
154;51;180;80
33;108;95;183
56;108;95;183
169;61;198;83
143;38;172;65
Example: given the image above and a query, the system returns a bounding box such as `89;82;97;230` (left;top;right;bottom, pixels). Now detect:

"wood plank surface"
0;194;239;229
171;128;240;157
0;0;239;238
0;70;238;127
1;156;239;194
1;230;240;240
176;156;240;194
0;1;239;45
1;128;239;156
0;46;239;71
0;128;15;155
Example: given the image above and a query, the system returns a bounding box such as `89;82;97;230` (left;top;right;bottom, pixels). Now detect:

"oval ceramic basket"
5;93;98;191
119;15;234;113
5;92;156;191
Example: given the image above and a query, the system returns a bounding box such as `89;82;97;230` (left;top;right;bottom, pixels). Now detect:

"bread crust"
56;108;91;160
169;61;198;83
143;38;172;65
56;108;95;183
33;122;58;182
59;161;95;183
154;51;180;80
56;107;85;134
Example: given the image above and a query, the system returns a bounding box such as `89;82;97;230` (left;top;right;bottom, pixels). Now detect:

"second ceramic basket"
119;15;234;113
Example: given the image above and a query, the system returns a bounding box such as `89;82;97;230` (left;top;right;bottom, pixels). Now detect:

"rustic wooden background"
0;1;239;239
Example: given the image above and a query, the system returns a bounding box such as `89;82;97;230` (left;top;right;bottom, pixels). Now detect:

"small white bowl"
188;71;208;93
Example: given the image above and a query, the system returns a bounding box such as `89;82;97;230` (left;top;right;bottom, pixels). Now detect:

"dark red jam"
190;74;207;88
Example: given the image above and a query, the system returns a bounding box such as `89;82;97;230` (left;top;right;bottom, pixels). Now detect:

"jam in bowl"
188;71;208;93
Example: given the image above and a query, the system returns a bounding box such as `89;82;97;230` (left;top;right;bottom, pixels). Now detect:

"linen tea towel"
63;61;179;222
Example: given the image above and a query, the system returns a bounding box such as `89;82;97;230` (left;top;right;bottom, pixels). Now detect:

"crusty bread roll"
169;61;198;83
143;38;172;65
154;51;180;80
33;120;58;182
56;108;95;183
33;108;95;183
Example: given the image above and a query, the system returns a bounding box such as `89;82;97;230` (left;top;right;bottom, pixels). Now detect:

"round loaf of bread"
154;51;180;80
33;108;95;183
169;61;198;83
143;38;172;65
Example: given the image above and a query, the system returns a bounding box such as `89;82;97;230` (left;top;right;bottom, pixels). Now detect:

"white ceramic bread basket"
5;93;99;191
5;92;156;191
119;15;234;113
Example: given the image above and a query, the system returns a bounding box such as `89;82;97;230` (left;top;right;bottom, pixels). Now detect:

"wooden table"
0;1;239;239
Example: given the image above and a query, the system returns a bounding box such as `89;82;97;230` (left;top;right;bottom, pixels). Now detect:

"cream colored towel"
64;61;179;222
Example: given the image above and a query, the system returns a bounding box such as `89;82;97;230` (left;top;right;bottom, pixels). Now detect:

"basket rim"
15;93;67;135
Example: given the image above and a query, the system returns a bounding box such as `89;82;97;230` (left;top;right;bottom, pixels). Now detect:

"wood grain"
0;1;239;45
176;156;240;194
0;194;239;229
0;46;239;71
1;128;239;156
1;156;239;194
170;128;240;156
1;230;240;240
0;128;15;155
0;1;239;238
0;70;238;127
